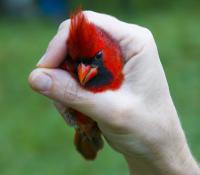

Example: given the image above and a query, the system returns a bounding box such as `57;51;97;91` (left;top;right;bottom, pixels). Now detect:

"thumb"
28;68;132;127
28;68;97;115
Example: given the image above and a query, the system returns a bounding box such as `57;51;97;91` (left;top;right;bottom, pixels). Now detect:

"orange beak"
77;63;98;86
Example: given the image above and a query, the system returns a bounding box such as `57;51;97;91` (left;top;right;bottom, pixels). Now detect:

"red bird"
60;10;124;160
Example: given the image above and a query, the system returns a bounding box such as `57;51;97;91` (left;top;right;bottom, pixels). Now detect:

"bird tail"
74;125;103;160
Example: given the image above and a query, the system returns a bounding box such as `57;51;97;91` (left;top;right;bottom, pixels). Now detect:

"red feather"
67;10;124;92
60;9;124;160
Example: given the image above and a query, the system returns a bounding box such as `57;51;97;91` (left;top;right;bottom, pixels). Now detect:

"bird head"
66;10;124;92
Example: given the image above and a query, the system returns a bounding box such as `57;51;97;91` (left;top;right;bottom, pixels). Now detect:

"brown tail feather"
74;127;103;160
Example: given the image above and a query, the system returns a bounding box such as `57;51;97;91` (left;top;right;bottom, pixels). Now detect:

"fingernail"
30;72;52;92
37;54;46;67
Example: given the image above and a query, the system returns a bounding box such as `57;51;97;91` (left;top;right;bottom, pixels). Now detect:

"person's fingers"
29;68;92;105
28;68;134;125
37;20;70;68
83;11;153;60
28;68;107;122
37;11;153;69
83;11;141;41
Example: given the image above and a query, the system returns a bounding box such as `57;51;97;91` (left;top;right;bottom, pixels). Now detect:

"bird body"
60;10;124;160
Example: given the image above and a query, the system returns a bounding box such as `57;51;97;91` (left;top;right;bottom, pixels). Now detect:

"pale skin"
28;11;200;175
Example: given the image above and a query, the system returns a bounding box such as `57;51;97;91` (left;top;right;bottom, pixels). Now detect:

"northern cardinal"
60;10;124;160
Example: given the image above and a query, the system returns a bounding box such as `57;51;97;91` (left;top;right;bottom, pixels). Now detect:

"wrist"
124;125;200;175
156;134;200;175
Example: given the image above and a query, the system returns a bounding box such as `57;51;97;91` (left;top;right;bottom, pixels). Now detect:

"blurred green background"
0;0;199;175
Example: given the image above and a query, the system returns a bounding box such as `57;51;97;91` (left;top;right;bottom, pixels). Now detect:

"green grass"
0;9;199;175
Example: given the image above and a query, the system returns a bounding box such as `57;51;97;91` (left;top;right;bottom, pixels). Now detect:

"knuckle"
58;19;70;31
142;28;155;44
143;28;153;36
83;10;94;16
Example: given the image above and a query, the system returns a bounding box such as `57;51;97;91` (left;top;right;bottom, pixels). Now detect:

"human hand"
28;11;200;175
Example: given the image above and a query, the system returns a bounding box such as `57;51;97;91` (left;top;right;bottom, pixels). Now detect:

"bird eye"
95;51;103;60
